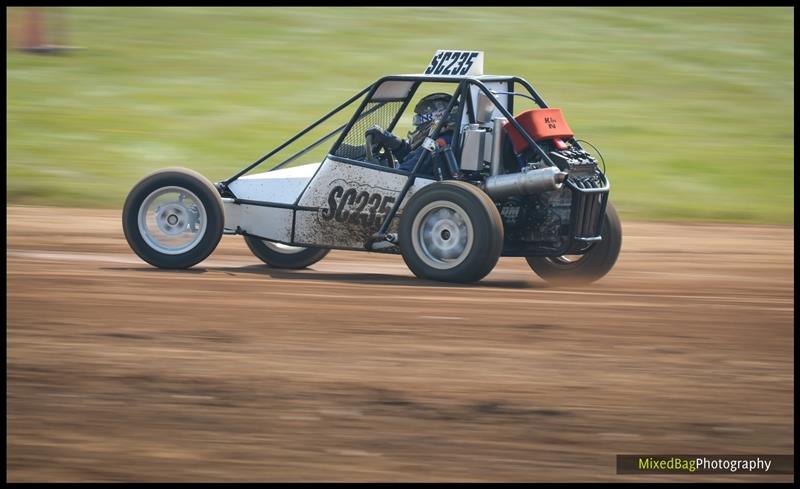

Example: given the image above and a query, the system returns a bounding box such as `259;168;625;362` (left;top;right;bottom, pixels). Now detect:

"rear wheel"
244;236;329;269
399;181;504;283
526;201;622;285
122;168;224;269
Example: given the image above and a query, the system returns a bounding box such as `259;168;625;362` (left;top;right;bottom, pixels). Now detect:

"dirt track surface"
6;206;794;482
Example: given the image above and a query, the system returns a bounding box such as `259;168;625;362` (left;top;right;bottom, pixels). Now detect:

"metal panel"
459;127;485;172
223;203;293;242
482;130;494;165
294;157;434;248
222;197;241;232
488;117;508;176
372;80;415;101
460;81;509;132
227;162;321;204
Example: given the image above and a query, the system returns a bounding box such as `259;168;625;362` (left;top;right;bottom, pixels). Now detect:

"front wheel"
122;168;225;269
399;181;504;283
243;236;329;269
526;201;622;285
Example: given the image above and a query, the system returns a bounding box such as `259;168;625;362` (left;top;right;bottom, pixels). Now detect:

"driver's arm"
365;126;411;159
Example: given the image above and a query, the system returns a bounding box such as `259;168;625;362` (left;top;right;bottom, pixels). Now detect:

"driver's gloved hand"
365;125;405;151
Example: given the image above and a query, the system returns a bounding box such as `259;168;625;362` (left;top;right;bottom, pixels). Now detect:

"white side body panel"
222;202;294;243
227;162;321;204
222;162;320;243
222;157;435;249
294;157;435;249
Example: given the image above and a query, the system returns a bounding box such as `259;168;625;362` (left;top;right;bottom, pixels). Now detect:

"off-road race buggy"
123;51;621;284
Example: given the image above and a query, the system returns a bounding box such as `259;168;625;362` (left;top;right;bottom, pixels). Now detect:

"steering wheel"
365;133;397;169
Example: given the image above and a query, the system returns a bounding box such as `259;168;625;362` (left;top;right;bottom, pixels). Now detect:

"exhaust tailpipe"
483;166;567;200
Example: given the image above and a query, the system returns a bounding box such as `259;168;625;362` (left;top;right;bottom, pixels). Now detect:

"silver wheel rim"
411;200;474;270
137;186;207;255
263;241;306;254
547;242;594;266
549;255;585;265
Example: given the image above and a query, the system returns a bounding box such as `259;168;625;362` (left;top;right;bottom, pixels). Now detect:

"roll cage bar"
220;74;575;187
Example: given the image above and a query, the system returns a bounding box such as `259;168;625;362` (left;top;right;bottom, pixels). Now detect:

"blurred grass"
6;7;794;223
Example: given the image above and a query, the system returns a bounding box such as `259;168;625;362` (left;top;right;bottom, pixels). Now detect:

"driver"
365;93;458;175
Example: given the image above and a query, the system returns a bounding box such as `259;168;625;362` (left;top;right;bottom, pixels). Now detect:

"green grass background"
6;7;794;223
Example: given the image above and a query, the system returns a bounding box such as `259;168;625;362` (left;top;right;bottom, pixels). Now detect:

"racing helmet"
407;93;458;149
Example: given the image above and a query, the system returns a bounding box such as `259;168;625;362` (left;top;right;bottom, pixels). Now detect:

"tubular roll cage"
218;74;610;255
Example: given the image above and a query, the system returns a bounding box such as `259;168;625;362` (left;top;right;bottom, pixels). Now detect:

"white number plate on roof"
424;50;483;77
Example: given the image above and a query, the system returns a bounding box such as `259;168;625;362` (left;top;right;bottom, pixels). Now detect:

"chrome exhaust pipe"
482;166;567;200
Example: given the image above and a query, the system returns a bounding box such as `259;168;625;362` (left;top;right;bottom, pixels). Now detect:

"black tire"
243;236;330;269
399;180;504;283
526;201;622;285
122;167;225;269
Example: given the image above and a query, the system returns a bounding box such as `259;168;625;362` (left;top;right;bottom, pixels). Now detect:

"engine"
506;139;605;244
458;106;608;248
